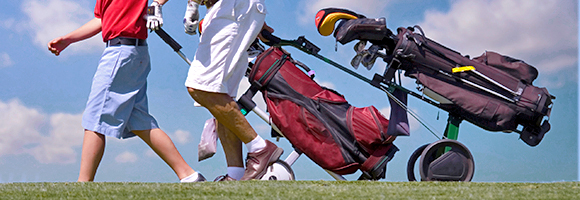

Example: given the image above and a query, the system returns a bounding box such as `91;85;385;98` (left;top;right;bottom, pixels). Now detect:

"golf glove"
183;0;200;35
147;1;163;30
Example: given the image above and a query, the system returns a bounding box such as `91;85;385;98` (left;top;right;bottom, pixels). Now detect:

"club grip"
155;28;183;52
260;29;281;46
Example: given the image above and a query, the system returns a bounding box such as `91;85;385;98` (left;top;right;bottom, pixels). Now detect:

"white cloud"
0;18;16;29
379;107;391;117
418;0;577;77
144;149;157;158
318;81;335;89
171;130;191;145
0;99;84;164
1;52;14;67
115;151;138;163
297;0;393;26
29;113;83;164
22;0;103;55
0;99;45;156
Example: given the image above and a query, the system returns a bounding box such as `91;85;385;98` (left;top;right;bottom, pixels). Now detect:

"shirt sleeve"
94;0;102;19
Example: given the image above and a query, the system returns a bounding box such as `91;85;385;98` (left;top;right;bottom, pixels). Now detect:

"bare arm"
47;18;102;56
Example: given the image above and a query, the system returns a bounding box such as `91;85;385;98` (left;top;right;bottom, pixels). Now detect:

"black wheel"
419;139;474;182
406;144;429;181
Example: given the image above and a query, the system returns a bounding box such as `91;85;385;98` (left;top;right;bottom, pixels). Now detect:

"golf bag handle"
154;28;183;53
260;29;282;46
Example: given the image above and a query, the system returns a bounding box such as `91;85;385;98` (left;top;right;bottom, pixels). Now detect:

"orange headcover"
315;8;365;36
198;18;205;35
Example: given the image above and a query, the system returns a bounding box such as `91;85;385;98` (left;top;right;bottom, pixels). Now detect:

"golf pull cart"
153;5;553;181
313;8;552;181
253;31;476;182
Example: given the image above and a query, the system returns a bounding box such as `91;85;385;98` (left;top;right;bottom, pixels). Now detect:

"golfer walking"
47;0;206;182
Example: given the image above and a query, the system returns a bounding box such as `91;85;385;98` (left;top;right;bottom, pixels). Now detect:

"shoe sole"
254;147;284;180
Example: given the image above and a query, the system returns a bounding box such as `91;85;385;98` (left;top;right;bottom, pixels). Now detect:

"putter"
154;28;192;65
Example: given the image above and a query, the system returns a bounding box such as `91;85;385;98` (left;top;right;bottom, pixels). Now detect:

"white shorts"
184;0;267;97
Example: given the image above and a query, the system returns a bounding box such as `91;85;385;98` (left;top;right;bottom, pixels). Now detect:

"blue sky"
0;0;577;182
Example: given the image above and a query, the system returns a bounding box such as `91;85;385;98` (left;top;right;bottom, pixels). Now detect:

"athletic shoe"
180;173;207;182
214;174;236;181
240;140;284;180
194;173;207;182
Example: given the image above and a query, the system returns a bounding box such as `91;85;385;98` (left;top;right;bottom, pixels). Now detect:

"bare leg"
133;128;195;180
188;87;257;143
189;88;282;180
217;122;244;167
78;130;106;182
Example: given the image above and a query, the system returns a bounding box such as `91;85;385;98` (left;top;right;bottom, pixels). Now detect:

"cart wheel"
419;139;474;181
406;144;429;181
260;160;295;181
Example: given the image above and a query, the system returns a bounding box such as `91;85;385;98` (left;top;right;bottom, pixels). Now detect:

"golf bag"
248;46;398;180
389;26;553;146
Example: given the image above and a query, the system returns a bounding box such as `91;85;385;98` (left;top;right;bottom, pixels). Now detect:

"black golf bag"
332;17;554;146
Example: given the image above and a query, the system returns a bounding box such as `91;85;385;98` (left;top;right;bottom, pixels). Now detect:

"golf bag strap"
361;144;393;172
292;60;315;79
403;26;460;67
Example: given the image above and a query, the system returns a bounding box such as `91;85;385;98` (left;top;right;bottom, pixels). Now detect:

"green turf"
0;181;578;199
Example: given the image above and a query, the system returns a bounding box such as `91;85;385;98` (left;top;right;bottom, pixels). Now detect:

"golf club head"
353;40;367;53
361;53;377;70
351;54;362;69
351;49;372;70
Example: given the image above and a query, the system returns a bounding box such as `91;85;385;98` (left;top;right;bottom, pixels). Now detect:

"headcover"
198;18;204;35
315;8;366;37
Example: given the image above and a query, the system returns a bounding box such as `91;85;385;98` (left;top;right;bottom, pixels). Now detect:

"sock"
227;167;245;180
246;135;267;153
180;172;199;183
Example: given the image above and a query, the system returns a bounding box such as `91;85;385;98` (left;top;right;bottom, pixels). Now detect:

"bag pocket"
347;106;391;154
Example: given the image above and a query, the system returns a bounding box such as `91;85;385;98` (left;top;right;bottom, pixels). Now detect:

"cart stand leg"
284;151;301;166
440;114;462;154
444;114;462;140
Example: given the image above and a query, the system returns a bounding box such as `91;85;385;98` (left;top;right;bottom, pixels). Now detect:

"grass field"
1;181;578;199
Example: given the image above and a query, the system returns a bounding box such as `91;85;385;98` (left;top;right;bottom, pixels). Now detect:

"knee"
187;87;196;95
187;87;212;108
187;87;201;101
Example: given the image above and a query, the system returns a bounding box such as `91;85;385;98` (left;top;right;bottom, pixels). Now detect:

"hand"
47;37;70;56
183;0;200;35
258;22;274;43
147;1;163;30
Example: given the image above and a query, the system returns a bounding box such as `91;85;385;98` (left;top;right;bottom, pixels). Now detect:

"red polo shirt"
95;0;148;42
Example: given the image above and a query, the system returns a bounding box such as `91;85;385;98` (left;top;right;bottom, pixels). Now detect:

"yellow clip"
452;66;475;73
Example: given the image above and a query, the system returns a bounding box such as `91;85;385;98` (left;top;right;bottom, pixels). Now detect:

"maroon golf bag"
247;46;398;180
